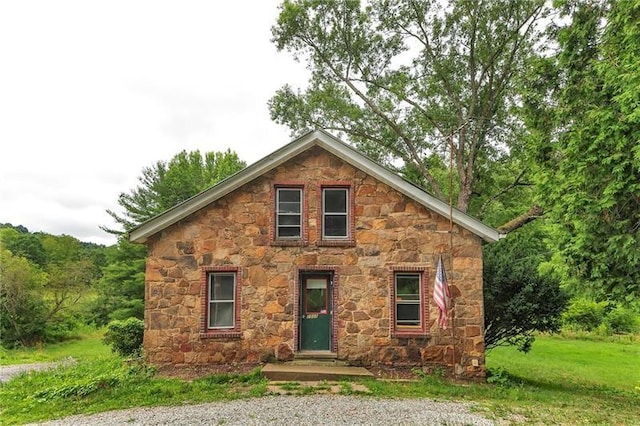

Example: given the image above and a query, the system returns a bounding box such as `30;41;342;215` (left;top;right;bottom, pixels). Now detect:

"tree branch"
497;204;544;233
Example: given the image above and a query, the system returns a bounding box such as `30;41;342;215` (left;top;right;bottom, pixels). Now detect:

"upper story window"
322;188;348;239
276;188;302;239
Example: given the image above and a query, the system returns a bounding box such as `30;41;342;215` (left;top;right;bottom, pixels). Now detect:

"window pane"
278;189;300;203
211;274;235;301
306;288;326;313
277;226;301;238
279;201;301;214
396;274;419;300
278;215;301;226
324;215;347;237
396;303;420;325
210;301;234;328
324;189;347;213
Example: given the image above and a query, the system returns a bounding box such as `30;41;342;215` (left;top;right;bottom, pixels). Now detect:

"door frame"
294;267;338;353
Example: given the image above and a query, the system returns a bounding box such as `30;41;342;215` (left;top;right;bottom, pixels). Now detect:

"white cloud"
0;0;308;245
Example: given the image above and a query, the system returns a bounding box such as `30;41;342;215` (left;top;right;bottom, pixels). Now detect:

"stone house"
129;130;501;379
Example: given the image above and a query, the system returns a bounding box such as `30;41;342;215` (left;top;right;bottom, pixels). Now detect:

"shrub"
605;305;639;334
103;317;144;357
562;298;608;332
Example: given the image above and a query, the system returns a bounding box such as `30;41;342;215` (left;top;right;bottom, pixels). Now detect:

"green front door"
300;274;332;351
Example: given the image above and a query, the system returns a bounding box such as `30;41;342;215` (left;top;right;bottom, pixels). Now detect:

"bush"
605;305;639;334
562;298;608;332
103;317;144;357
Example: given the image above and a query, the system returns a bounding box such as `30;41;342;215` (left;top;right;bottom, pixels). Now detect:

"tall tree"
270;0;547;221
524;0;640;302
0;249;48;347
106;149;246;233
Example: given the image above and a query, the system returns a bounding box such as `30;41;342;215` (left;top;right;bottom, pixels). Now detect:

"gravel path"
29;395;495;425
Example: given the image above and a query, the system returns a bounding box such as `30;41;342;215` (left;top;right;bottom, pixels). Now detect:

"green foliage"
562;298;609;332
605;305;639;335
102;317;144;357
270;0;548;216
106;149;246;233
90;239;147;326
0;249;49;347
483;223;568;352
0;225;107;347
0;227;48;267
524;0;640;302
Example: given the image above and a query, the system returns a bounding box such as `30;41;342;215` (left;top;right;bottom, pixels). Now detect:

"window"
208;272;236;328
201;266;241;338
322;188;348;239
390;268;428;337
395;273;421;327
276;188;302;239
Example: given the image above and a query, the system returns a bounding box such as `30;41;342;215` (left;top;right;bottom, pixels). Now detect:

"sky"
0;1;310;246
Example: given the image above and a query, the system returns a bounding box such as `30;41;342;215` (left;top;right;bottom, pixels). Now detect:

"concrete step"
262;363;374;382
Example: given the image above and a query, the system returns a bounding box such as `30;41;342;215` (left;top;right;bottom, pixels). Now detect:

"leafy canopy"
270;0;547;217
524;0;640;302
106;149;246;233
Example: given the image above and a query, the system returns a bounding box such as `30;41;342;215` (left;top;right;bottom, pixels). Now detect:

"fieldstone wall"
142;146;486;379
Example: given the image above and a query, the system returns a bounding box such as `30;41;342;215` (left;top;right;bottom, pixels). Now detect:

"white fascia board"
129;131;321;243
315;135;502;243
129;129;502;243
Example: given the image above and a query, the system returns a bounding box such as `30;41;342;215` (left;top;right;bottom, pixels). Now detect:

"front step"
261;363;374;381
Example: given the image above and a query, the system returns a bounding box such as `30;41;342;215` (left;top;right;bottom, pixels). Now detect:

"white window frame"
322;187;349;240
276;188;302;239
208;272;236;329
394;272;422;328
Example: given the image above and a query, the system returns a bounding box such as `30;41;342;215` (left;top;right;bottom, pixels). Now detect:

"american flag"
433;255;451;329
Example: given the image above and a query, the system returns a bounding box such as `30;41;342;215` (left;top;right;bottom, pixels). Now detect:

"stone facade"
142;146;486;379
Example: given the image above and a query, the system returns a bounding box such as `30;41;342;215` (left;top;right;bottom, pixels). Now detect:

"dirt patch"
156;362;423;382
155;363;262;381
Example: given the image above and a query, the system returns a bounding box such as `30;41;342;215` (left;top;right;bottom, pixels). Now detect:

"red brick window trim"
270;182;308;246
200;266;242;339
317;181;355;247
389;266;430;338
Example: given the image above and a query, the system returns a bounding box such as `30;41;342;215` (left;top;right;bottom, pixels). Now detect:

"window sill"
317;240;356;247
200;331;242;340
271;240;308;247
392;330;430;339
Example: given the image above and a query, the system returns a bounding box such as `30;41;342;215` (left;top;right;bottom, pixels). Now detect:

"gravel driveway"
29;395;495;425
4;363;495;425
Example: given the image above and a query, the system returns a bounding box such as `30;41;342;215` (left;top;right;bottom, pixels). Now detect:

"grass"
0;326;110;365
1;333;639;425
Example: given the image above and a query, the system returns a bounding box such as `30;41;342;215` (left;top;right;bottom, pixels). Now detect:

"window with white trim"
208;272;236;329
322;188;348;239
395;273;421;328
276;188;302;239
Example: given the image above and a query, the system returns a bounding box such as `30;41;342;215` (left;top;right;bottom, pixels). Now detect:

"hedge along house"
129;130;502;379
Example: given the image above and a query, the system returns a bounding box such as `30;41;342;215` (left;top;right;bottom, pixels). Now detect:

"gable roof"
129;130;503;243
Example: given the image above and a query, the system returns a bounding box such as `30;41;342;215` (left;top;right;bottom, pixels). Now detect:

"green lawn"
0;327;110;365
487;334;640;393
1;332;639;425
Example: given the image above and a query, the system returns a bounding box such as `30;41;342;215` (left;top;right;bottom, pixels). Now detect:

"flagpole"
448;132;456;377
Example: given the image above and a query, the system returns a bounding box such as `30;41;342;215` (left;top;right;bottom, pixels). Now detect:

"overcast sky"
0;1;310;246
